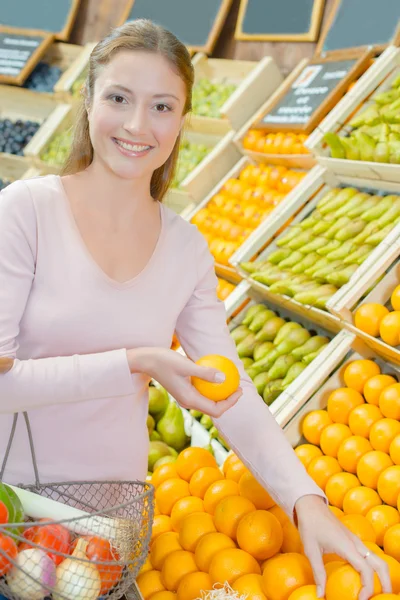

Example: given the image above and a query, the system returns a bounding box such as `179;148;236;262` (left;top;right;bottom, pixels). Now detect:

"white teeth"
115;139;151;152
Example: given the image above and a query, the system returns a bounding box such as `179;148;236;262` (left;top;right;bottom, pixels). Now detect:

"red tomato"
0;501;8;524
0;534;18;575
86;536;123;595
20;524;71;566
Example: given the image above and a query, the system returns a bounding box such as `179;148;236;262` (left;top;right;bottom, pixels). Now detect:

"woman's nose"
124;104;149;134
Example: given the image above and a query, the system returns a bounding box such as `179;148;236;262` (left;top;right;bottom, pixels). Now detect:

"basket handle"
1;412;41;487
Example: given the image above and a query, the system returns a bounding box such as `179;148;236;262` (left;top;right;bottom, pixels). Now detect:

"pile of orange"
191;163;306;265
295;358;400;599
243;130;310;155
216;277;235;301
354;285;400;347
138;447;320;600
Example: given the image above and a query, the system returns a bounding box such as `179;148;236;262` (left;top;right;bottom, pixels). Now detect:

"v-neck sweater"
0;175;325;518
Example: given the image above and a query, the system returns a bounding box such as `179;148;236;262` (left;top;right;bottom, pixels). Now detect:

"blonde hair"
62;19;194;201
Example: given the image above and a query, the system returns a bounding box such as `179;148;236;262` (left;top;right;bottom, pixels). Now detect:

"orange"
327;388;364;424
324;561;346;577
342;486;382;516
354;303;390;337
161;550;198;592
390;435;400;465
325;564;382;600
150;592;177;600
366;505;400;546
364;375;397;406
203;479;239;514
178;512;216;553
380;312;400;346
156;479;191;516
192;355;240;401
287;585;320;600
381;554;400;593
357;451;394;489
137;570;166;599
341;514;377;543
209;548;260;585
214;495;256;540
151;532;182;570
320;423;352;457
302;410;333;445
239;471;276;510
377;465;400;506
325;472;360;509
139;556;153;575
151;515;173;543
233;574;267;600
152;464;179;488
189;467;224;499
170;496;205;533
348;405;383;438
262;553;314;600
344;359;381;393
370;419;400;453
337;436;373;473
329;506;344;520
281;520;304;554
294;445;323;468
323;552;342;565
371;595;400;600
307;456;342;491
194;532;236;572
391;285;400;311
177;572;212;600
384;524;400;561
379;384;400;420
175;448;218;482
237;510;283;560
222;453;241;475
225;459;248;483
269;505;290;527
364;541;385;556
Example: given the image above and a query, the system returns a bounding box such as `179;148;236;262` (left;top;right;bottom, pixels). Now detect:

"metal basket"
0;480;154;600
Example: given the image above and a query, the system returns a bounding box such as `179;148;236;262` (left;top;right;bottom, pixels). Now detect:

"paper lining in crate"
306;46;400;183
327;241;400;366
190;52;283;133
223;279;350;424
184;155;310;283
280;333;400;444
54;42;97;102
232;59;317;171
230;165;400;333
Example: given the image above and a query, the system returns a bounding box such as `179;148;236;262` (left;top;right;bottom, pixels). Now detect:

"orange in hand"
192;355;240;401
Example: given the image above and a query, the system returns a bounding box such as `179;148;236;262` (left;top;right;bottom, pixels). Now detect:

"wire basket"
0;480;154;600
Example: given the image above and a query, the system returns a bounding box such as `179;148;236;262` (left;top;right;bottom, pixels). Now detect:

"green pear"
325;240;355;261
346;195;379;218
190;409;203;419
150;431;162;442
254;372;271;395
148;440;173;471
326;264;358;287
279;251;305;267
365;222;398;245
316;240;342;256
149;386;170;419
268;354;297;380
200;414;213;430
156;401;189;451
253;341;275;362
334;193;370;218
373;88;400;105
300;237;327;254
273;328;311;356
341;136;360;160
268;248;292;264
294;284;337;306
352;221;380;244
269;279;295;296
282;362;307;388
292;336;330;360
287;231;314;250
242;304;267;326
302;344;329;365
360;196;392;221
335;220;366;241
312;215;337;235
298;215;320;230
153;455;177;470
374;198;400;228
324;216;352;239
313;260;345;282
252;269;290;286
286;281;321;297
324;132;345;159
374;124;390;163
263;380;284;405
240;261;260;273
276;226;303;247
389;140;400;163
147;414;155;435
291;252;320;274
305;257;329;275
350;105;381;128
343;245;373;265
353;132;376;162
316;188;341;209
231;325;251;344
274;322;302;346
241;357;254;369
237;333;258;357
319;188;358;215
255;317;286;342
249;309;277;333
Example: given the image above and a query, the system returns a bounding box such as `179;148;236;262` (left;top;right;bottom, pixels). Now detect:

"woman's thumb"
194;364;226;384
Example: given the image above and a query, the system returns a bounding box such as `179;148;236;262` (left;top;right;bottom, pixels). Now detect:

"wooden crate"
224;280;351;426
281;336;400;442
190;53;283;133
0;154;40;184
54;43;96;102
306;46;400;183
231;166;400;333
163;188;196;215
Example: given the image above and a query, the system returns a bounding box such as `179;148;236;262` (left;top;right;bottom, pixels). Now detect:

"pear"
300;237;327;254
286;281;321;297
373;88;400;105
149;386;170;419
374;124;390;163
312;215;337;235
268;354;297;381
150;431;162;442
274;322;302;346
269;279;294;296
392;74;400;88
346;195;379;218
312;261;345;282
303;344;329;365
374;198;400;228
241;357;254;369
350;105;381;128
324;132;345;159
248;354;277;377
274;328;311;356
326;264;358;287
276;226;303;247
242;304;267;326
319;187;358;215
298;215;320;230
240;261;260;273
263;380;284;405
389;140;400;163
156;401;188;451
326;240;355;261
231;325;251;345
200;414;213;430
153;455;176;470
335;220;366;242
249;309;277;333
253;341;275;362
324;216;352;239
316;240;341;256
287;231;314;250
148;440;174;471
341;137;360;160
252;269;290;286
352;221;380;245
353;132;376;162
292;336;330;360
255;316;286;342
360;196;391;221
294;284;337;306
190;409;203;419
268;248;292;264
365;222;398;245
147;414;155;435
343;245;373;265
317;188;341;209
254;372;271;396
291;252;320;274
237;333;258;357
334;193;370;218
282;362;307;388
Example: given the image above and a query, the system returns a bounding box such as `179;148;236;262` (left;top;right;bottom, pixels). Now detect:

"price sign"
0;29;54;85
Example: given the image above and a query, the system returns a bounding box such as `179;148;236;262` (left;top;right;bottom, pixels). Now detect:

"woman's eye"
155;103;171;113
111;95;126;104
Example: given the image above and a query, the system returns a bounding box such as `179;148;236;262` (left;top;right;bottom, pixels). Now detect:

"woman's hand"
295;495;391;600
127;347;242;418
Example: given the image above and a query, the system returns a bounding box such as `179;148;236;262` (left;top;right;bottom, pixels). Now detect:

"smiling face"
87;50;187;181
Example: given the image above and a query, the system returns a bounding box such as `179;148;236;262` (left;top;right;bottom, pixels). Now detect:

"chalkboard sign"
119;0;233;53
0;28;54;85
316;0;400;57
235;0;325;42
0;0;81;41
257;53;371;133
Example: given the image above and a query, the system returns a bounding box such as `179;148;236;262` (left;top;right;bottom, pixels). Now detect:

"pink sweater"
0;175;324;516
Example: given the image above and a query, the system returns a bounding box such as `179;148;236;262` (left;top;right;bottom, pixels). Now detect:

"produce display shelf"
54;43;96;102
281;335;400;444
224;280;350;425
306;46;400;183
0;155;40;184
190;52;283;133
231;166;400;333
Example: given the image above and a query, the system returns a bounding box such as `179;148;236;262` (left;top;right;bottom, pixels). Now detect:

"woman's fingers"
303;542;325;598
353;538;392;597
192;364;226;384
339;537;391;600
179;385;242;417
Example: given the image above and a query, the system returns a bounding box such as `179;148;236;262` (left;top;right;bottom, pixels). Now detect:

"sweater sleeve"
175;228;326;518
0;180;134;413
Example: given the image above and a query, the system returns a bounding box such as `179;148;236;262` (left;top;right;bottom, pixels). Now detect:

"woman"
0;20;390;599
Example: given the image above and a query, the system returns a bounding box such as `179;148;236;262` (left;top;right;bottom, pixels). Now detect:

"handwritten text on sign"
0;33;43;77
